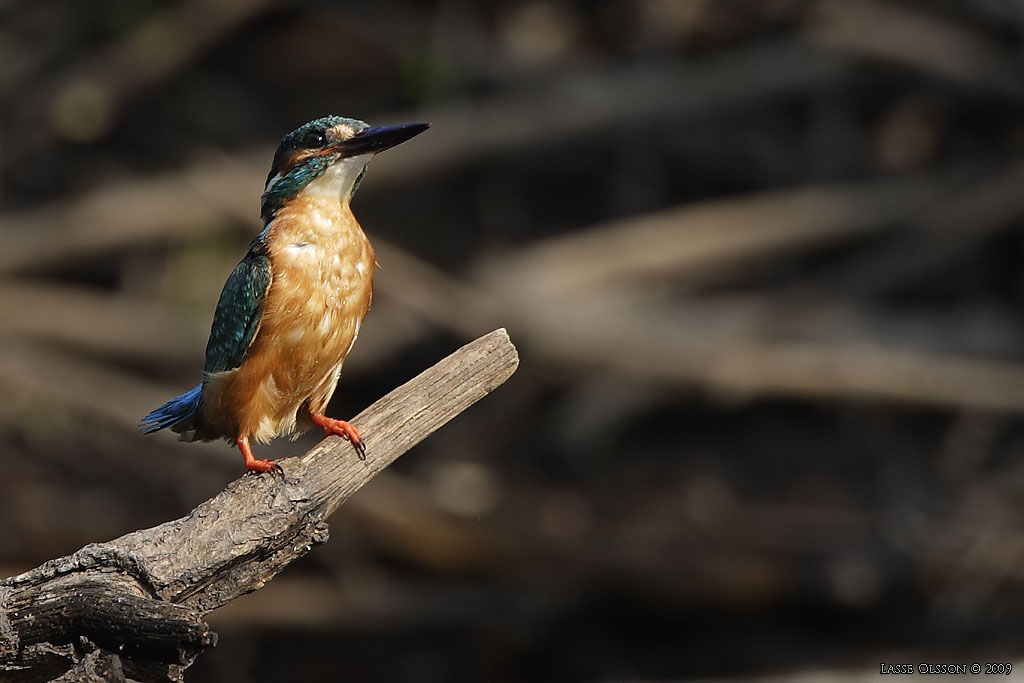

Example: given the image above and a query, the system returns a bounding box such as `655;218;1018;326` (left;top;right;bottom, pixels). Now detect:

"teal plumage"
139;239;271;437
261;116;370;222
204;240;272;375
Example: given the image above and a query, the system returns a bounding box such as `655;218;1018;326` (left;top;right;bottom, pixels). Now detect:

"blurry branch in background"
0;329;519;682
817;160;1024;295
401;38;850;173
808;0;1024;99
5;0;281;160
0;151;263;274
389;249;1024;412
0;336;210;440
474;172;956;294
0;282;203;364
7;157;1024;416
380;163;1024;412
0;37;848;275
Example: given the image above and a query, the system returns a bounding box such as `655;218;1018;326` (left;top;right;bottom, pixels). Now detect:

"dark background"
3;0;1024;680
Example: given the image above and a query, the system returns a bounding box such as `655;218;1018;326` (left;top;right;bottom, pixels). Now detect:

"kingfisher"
140;116;429;473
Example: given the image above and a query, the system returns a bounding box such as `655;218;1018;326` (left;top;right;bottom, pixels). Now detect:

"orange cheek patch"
280;146;340;174
283;148;315;169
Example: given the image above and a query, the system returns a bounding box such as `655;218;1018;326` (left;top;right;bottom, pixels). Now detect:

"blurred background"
4;0;1024;680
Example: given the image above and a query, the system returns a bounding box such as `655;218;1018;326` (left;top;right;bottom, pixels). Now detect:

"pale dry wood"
0;329;519;682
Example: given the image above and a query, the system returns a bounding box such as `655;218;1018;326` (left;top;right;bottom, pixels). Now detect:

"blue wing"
139;241;271;435
203;242;272;375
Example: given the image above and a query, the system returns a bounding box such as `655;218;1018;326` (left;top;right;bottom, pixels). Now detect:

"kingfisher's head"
260;116;429;222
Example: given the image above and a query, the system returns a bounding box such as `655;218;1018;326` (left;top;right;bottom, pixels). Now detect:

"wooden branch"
0;329;519;682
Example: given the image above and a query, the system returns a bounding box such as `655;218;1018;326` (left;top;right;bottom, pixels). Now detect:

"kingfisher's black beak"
336;122;430;157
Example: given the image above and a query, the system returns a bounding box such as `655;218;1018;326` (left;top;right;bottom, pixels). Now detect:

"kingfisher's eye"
302;131;326;148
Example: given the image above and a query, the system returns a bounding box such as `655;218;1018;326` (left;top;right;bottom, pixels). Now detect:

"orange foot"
311;414;366;460
236;435;282;474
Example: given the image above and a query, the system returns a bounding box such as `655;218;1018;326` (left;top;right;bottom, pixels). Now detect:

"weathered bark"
0;329;519;682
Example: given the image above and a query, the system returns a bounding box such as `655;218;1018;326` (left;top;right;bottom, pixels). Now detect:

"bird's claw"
351;435;367;460
311;414;366;460
244;457;283;475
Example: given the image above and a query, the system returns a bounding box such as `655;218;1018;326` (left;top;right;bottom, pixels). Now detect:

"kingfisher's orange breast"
201;191;375;443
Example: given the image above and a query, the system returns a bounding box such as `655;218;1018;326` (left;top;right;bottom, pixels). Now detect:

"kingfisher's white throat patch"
302;153;373;203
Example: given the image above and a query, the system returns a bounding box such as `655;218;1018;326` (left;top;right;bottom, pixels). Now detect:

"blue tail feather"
139;384;202;434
